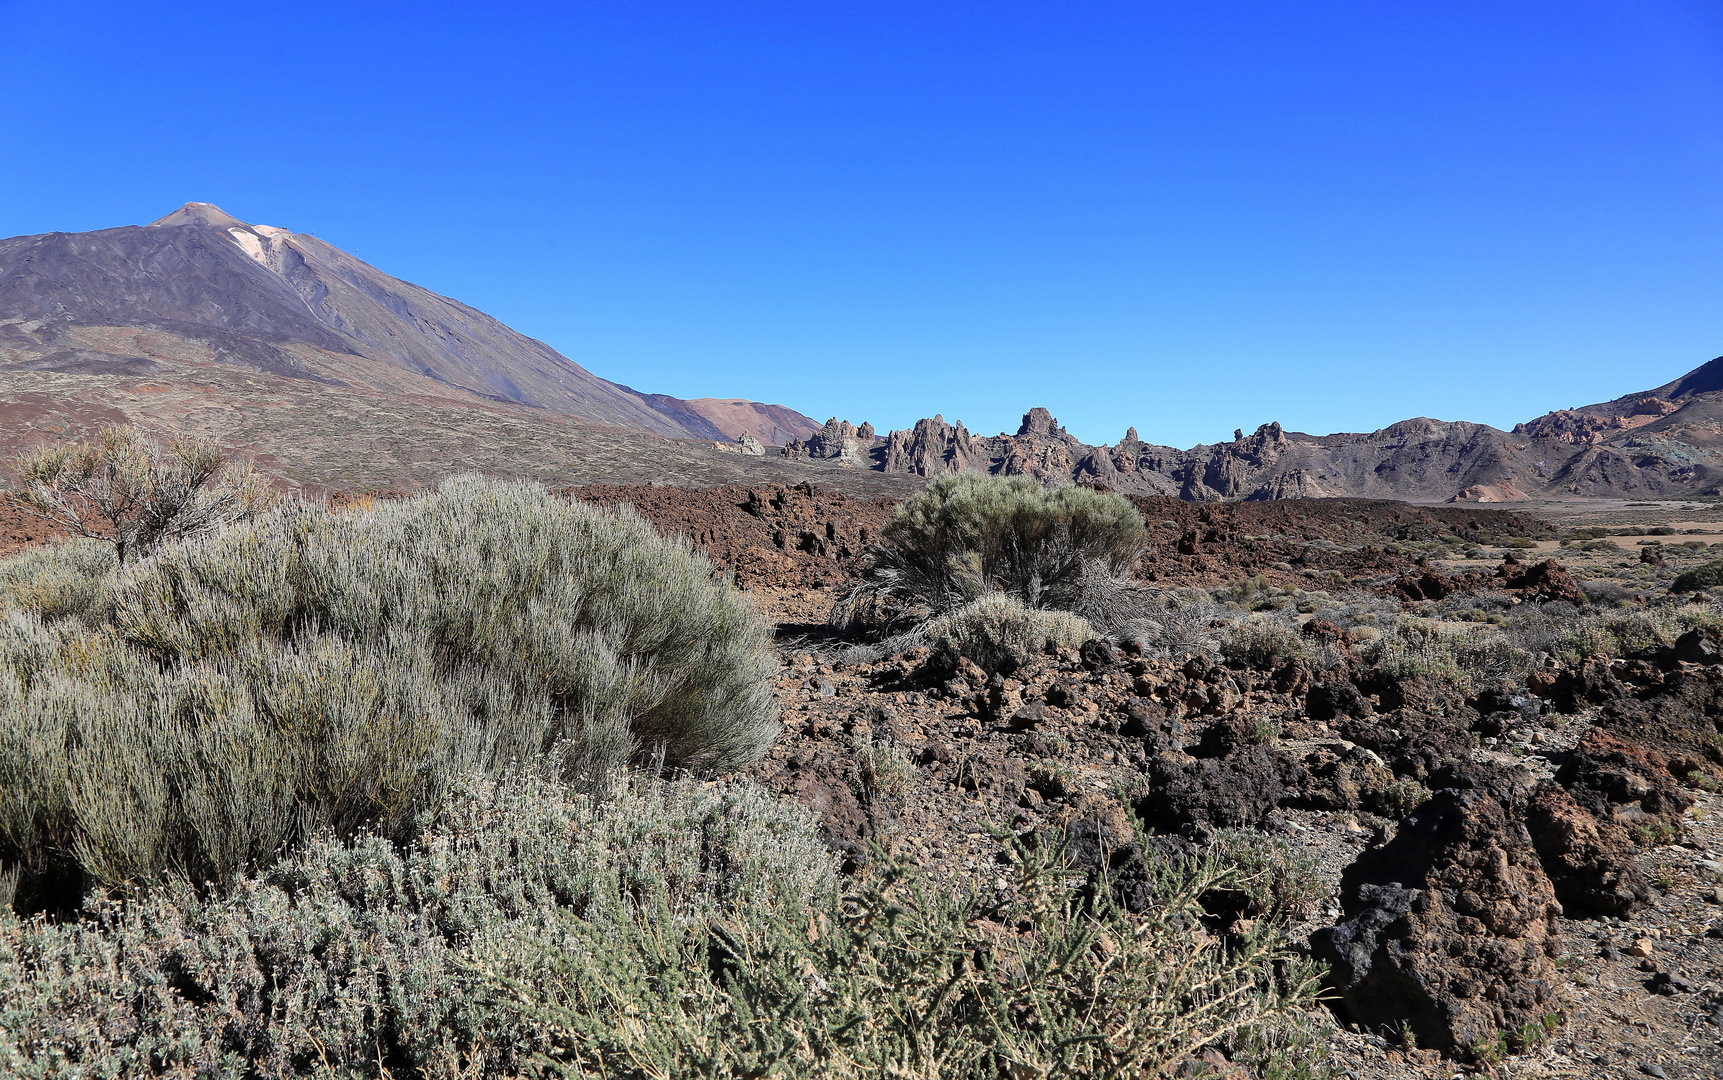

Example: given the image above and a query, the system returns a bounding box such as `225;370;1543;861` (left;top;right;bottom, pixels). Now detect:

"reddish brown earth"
0;504;62;559
1130;497;1554;587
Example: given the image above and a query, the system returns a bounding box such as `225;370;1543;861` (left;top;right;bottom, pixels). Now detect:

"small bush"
1365;623;1536;689
0;476;779;911
1580;579;1636;606
1208;829;1325;922
1672;560;1723;593
8;425;273;565
923;593;1094;672
0;771;837;1077
835;474;1145;625
1220;617;1313;670
0;539;115;620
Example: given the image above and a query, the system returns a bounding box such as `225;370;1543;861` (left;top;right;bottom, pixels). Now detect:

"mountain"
785;358;1723;502
0;203;816;442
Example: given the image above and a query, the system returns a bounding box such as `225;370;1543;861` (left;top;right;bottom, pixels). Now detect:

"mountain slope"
0;203;813;440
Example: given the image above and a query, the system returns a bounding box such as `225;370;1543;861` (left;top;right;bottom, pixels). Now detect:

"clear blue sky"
2;1;1720;448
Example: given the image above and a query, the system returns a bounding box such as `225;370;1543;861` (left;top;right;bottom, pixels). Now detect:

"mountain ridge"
785;356;1723;502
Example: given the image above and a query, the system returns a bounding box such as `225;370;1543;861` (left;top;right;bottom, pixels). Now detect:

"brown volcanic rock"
1311;787;1567;1058
559;481;898;591
1497;559;1586;605
1555;727;1693;835
882;414;985;476
782;418;877;467
1524;781;1650;917
794;353;1723;501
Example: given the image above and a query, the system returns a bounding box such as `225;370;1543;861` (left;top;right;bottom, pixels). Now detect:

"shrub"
0;539;115;621
0;476;779;911
835;474;1145;625
1113;590;1229;659
1580;579;1636;606
1220;617;1313;670
1364;623;1535;689
1672;560;1723;593
0;770;1329;1079
0;771;837;1077
7;426;273;565
922;593;1094;672
1207;829;1325;922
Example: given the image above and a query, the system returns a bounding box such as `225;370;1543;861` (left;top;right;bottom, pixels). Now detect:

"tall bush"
7;425;273;565
836;474;1144;626
0;476;780;911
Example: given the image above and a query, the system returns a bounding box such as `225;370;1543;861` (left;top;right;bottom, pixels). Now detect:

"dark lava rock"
1423;758;1536;816
1547;658;1626;714
1523;781;1650;917
1306;680;1373;721
1285;742;1398;814
1498;559;1586;605
1555;727;1693;835
1394;571;1453;601
1669;627;1723;666
1594;664;1723;765
1302;619;1357;648
766;749;875;853
1334;708;1474;782
1080;638;1119;671
1137;746;1286;835
1311;788;1567;1059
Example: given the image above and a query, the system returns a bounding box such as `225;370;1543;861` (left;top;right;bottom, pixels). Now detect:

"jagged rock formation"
795;353;1723;501
0;203;809;443
782;418;877;467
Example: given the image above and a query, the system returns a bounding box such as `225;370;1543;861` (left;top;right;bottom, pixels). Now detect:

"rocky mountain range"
784;356;1723;502
3;202;1719;503
0;203;817;445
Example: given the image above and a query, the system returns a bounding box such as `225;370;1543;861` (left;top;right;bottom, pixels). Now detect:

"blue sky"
2;1;1720;448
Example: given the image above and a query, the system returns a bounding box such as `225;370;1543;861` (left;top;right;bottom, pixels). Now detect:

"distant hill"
0;202;815;443
785;357;1723;503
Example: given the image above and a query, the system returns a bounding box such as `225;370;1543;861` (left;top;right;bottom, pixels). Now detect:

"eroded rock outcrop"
1524;781;1650;917
781;418;876;467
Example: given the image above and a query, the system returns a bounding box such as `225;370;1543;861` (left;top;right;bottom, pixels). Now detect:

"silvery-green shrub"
0;476;779;910
0;771;1328;1080
836;473;1145;627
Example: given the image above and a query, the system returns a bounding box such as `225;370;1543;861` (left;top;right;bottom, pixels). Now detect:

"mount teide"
0;202;816;444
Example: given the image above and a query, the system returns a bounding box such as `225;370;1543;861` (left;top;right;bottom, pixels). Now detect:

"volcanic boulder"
1311;788;1567;1058
1554;728;1692;837
1523;782;1650;917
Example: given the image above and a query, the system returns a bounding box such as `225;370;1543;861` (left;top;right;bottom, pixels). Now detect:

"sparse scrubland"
1;469;1333;1078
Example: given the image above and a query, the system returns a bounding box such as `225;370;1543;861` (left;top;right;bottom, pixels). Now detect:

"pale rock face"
781;418;876;468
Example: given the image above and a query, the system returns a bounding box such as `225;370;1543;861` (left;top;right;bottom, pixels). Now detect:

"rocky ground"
625;486;1723;1079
